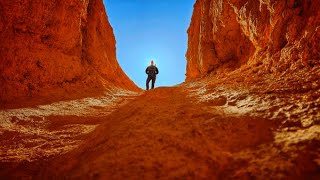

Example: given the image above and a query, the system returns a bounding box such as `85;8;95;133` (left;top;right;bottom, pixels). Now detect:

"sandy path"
1;82;319;179
38;86;296;179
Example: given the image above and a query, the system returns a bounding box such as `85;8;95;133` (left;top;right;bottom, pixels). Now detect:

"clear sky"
103;0;195;89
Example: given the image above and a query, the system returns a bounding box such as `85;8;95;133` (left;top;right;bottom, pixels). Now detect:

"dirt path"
37;86;303;179
1;81;319;179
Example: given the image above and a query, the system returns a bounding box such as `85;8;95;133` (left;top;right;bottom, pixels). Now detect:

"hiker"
145;60;159;90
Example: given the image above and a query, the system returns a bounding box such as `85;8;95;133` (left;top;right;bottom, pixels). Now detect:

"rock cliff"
0;0;319;179
186;0;320;80
0;0;139;108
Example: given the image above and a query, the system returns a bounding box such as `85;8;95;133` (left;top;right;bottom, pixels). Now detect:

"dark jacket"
145;65;159;76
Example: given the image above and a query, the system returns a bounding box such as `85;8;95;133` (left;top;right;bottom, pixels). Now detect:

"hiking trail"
1;75;319;178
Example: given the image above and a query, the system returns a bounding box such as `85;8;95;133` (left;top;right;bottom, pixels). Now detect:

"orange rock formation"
186;0;320;80
0;0;319;179
0;0;139;109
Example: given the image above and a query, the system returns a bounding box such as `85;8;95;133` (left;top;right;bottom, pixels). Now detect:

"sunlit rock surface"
184;0;320;178
0;0;139;109
186;0;320;80
0;0;319;179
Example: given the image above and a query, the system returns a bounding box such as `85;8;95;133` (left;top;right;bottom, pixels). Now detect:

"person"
145;60;159;90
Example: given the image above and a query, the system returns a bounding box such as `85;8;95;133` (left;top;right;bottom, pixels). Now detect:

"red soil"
1;67;319;179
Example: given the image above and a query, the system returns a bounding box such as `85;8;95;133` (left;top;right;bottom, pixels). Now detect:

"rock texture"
0;0;139;108
0;0;319;179
186;0;320;80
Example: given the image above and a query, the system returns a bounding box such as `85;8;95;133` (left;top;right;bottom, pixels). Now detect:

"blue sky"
103;0;195;88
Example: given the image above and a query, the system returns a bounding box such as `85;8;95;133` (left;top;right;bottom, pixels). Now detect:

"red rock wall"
186;0;320;81
0;0;139;108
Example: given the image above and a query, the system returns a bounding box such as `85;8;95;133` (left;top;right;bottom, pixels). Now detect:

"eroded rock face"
186;0;320;81
0;0;139;108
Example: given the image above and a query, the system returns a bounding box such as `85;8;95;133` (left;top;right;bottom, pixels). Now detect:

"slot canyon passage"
0;0;319;178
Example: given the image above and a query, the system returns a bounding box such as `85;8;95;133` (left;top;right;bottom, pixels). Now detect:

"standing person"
145;60;159;90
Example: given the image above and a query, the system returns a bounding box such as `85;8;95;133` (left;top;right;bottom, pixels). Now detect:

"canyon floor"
0;67;319;179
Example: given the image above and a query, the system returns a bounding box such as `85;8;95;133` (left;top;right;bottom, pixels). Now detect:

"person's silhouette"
145;60;159;90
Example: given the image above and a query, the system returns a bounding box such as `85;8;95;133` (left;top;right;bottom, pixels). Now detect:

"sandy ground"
0;87;139;163
0;68;319;179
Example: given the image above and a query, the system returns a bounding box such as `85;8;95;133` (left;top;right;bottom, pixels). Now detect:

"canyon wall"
186;0;320;81
0;0;139;108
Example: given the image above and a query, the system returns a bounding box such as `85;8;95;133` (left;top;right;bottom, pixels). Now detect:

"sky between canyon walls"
104;0;195;88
